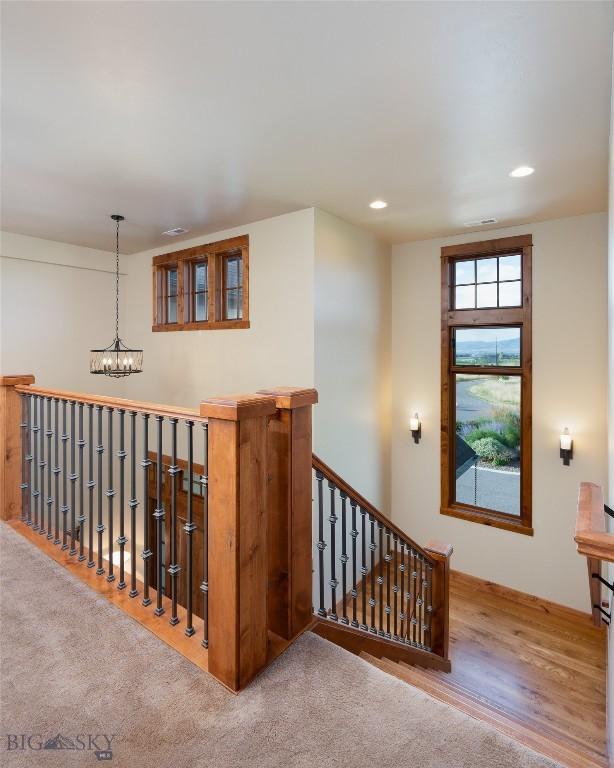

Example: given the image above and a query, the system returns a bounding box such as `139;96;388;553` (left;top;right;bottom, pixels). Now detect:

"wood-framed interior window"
441;234;533;536
152;235;249;331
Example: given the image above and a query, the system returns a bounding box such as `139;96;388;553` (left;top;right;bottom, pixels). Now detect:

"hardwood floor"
446;572;606;761
359;570;607;767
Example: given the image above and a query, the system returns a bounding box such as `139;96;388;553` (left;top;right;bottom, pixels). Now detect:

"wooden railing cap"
425;539;454;559
574;481;614;563
0;375;35;387
257;387;318;409
200;393;277;421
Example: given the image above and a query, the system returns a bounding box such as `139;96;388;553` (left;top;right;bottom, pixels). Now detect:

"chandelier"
90;215;143;378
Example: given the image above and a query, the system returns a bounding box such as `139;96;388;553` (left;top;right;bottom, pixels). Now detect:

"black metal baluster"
168;418;180;625
69;401;77;555
385;527;392;639
350;499;359;628
46;398;53;539
328;480;339;621
418;555;424;647
154;415;165;616
369;514;376;633
360;506;367;631
141;413;152;607
77;403;85;560
87;404;95;567
53;398;60;544
399;540;406;641
106;408;115;581
38;395;46;535
393;534;398;640
128;411;138;597
31;395;39;529
412;549;418;645
328;482;338;621
184;420;195;636
117;409;127;589
425;561;433;650
315;470;326;618
19;394;29;523
96;405;105;574
201;422;209;648
61;400;69;549
339;491;348;624
378;522;384;636
409;547;414;644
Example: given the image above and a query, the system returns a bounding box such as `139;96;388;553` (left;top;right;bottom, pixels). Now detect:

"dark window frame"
441;234;533;536
152;235;249;331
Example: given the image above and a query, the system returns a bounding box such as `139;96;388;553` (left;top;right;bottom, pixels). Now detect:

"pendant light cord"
115;217;120;341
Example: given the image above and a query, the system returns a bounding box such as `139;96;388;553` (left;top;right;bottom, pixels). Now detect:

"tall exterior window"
152;235;249;331
441;234;532;536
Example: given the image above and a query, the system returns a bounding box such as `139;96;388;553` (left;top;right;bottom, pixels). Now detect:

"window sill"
440;505;534;536
152;320;250;333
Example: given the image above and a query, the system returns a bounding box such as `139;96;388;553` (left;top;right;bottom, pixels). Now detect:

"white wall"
0;231;122;395
314;209;391;509
391;213;609;611
122;209;316;409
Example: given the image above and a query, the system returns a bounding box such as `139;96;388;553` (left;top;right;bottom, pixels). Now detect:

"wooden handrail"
312;452;436;565
574;481;612;628
14;385;207;423
574;482;614;563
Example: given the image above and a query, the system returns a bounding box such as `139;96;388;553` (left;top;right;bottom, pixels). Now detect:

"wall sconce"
559;428;573;466
410;413;421;444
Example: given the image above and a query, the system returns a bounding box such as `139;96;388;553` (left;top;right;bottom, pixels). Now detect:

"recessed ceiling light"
509;166;534;178
464;217;498;227
369;200;388;209
162;227;189;236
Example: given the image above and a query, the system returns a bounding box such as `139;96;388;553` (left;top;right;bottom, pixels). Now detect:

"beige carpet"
0;522;558;768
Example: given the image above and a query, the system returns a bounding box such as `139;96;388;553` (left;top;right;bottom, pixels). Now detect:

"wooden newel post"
259;387;318;640
424;539;453;662
0;375;35;522
200;393;277;692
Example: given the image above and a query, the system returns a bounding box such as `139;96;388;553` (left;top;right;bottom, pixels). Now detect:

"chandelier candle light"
90;215;143;377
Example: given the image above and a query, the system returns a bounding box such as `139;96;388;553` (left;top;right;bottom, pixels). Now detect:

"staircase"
310;456;608;768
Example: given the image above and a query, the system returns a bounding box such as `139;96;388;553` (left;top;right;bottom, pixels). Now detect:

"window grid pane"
453;254;522;309
224;255;243;320
166;268;178;323
454;327;521;367
455;259;475;286
192;262;208;322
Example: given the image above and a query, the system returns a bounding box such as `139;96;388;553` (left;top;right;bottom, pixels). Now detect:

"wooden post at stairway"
0;375;35;521
259;387;318;640
200;393;277;692
425;539;453;661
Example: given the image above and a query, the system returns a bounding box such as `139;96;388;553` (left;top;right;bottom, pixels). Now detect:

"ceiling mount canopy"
90;215;143;378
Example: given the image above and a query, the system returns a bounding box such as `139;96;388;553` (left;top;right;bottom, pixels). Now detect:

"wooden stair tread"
360;654;607;768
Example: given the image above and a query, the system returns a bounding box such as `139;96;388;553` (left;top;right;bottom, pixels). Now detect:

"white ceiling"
2;1;613;254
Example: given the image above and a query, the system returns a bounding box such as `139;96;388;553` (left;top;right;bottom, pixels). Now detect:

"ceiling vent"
162;227;188;236
463;218;498;227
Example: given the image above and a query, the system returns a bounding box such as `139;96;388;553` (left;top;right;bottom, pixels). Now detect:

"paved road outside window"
456;464;520;516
